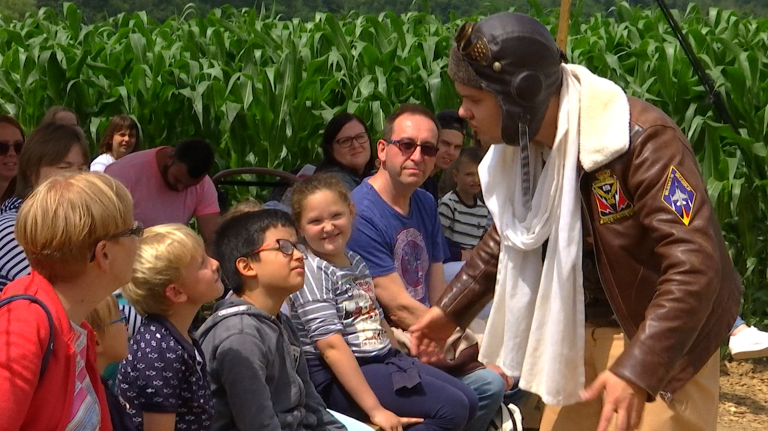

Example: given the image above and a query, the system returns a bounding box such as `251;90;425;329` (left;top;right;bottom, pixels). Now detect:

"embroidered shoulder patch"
661;166;696;226
591;170;635;224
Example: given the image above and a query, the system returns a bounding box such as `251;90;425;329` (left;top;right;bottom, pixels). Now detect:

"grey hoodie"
197;297;346;431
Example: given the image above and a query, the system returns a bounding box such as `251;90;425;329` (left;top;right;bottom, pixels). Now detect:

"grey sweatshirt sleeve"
216;333;284;431
297;350;346;431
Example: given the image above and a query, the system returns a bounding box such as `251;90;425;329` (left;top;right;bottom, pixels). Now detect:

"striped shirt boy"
438;190;490;249
289;250;390;358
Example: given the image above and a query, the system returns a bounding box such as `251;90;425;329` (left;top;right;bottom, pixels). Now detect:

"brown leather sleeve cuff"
608;339;673;400
436;225;501;328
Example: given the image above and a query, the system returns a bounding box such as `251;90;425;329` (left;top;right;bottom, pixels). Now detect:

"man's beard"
161;163;179;191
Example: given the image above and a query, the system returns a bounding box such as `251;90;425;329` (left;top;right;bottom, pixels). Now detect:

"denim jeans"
731;315;746;335
458;368;506;431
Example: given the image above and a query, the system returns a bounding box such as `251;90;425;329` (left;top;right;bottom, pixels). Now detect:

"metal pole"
653;0;736;130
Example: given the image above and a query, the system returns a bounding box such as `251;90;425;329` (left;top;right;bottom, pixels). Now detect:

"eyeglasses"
110;221;144;240
89;221;144;262
387;139;439;158
454;21;491;65
243;238;307;258
95;311;128;330
0;141;23;156
335;133;369;149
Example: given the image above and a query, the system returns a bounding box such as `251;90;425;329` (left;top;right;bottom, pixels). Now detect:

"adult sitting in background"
420;110;465;200
91;116;144;348
347;104;506;431
276;113;375;210
91;115;140;172
0;122;89;289
0;115;23;204
0;171;139;431
105;139;220;245
317;113;376;191
42;106;80;127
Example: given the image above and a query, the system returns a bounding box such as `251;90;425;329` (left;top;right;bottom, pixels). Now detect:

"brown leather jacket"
436;97;741;399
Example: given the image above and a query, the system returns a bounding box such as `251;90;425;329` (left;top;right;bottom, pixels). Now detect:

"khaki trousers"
540;326;719;431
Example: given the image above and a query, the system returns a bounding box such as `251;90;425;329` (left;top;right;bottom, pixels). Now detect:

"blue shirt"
117;315;213;431
347;180;445;307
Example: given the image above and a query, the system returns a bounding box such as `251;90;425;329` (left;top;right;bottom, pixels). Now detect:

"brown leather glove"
436;223;501;328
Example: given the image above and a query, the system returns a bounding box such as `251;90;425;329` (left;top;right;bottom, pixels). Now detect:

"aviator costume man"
433;12;741;431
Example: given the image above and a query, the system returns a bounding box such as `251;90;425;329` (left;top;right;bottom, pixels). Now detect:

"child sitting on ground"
118;224;224;431
289;173;479;431
438;147;490;261
84;296;135;431
197;209;347;431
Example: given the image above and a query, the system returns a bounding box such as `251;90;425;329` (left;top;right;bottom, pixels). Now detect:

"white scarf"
478;64;630;406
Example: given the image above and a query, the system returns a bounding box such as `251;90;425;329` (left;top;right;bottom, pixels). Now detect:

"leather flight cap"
449;12;564;146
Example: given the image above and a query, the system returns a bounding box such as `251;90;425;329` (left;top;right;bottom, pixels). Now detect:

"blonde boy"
117;224;224;431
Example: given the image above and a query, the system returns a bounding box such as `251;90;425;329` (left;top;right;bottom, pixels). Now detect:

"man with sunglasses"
347;104;506;431
409;12;741;431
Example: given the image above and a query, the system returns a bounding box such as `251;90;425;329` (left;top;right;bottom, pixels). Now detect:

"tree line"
2;0;767;22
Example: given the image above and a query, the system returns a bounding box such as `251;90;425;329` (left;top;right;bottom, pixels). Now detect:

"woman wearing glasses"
316;113;376;191
0;115;24;204
0;171;140;431
0;122;90;290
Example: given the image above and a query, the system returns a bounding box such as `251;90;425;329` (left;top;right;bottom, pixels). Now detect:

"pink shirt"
105;147;219;227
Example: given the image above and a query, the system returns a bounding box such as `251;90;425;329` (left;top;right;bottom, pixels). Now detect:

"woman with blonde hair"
0;171;141;431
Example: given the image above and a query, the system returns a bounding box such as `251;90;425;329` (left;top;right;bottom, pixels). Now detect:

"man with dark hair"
420;110;467;200
410;12;741;431
106;139;220;245
347;104;506;431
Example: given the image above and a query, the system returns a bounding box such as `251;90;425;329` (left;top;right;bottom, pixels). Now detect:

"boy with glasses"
197;209;346;431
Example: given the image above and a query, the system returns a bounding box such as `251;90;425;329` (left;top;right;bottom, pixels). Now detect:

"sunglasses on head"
387;139;439;158
0;141;23;156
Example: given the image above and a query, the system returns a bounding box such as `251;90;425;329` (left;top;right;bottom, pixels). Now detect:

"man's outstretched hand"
408;307;457;363
580;370;647;431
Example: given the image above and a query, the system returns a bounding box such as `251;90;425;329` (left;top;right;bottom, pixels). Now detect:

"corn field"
1;2;767;323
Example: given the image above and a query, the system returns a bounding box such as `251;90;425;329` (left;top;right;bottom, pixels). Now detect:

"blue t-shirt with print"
348;180;445;307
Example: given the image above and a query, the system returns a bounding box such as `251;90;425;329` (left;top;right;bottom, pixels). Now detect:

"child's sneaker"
729;326;768;360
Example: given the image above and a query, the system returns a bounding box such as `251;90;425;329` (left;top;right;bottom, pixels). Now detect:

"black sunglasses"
387;139;439;158
0;141;23;156
89;221;145;262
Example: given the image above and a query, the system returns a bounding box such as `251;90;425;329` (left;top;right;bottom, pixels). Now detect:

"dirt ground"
718;358;768;431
